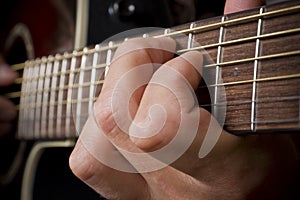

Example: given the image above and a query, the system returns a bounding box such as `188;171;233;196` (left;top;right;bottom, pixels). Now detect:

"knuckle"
69;144;96;182
95;104;117;135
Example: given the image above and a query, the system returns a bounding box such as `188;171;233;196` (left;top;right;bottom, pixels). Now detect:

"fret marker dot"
233;68;239;76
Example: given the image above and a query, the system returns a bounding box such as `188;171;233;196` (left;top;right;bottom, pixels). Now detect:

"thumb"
224;0;265;14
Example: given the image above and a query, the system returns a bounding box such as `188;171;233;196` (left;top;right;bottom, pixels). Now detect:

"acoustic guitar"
1;0;299;199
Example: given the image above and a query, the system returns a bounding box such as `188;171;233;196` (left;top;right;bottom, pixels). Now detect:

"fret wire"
105;41;114;77
89;44;100;115
17;94;300;112
11;26;300;85
49;55;60;137
41;57;53;138
187;23;195;49
26;63;34;137
76;48;88;135
17;62;29;137
29;60;40;137
12;3;300;137
164;28;171;35
155;5;300;38
56;53;68;137
142;33;149;38
66;50;77;137
213;16;226;119
7;48;300;101
11;43;118;71
4;71;298;100
34;58;46;138
251;7;264;132
178;27;300;53
11;4;300;72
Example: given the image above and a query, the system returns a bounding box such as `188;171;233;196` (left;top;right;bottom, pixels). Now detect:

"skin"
69;0;299;199
0;56;18;136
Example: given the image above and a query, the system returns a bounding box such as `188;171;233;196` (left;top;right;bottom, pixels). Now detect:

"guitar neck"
14;1;300;140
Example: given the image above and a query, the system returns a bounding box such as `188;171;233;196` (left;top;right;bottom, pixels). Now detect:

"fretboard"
12;1;300;139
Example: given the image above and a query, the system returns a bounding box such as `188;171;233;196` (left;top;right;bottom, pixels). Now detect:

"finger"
127;49;240;175
0;56;18;86
70;37;176;198
69;140;150;199
94;37;176;142
224;0;265;14
0;65;18;86
129;51;203;151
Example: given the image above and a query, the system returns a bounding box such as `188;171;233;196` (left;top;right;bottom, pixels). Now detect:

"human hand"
69;0;298;199
0;56;18;136
224;0;264;14
69;37;297;199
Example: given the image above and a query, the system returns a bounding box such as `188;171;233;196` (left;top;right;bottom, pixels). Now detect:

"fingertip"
157;37;177;51
113;37;176;62
0;65;18;86
224;0;265;14
161;50;203;91
181;51;203;71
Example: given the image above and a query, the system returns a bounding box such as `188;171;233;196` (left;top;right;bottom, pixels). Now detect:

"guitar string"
7;70;300;101
5;4;300;115
20;114;300;127
17;94;300;125
18;119;300;138
17;110;300;138
5;49;300;100
17;5;299;139
9;24;300;94
10;26;300;77
156;4;300;38
10;4;300;72
10;47;300;88
10;26;300;87
16;93;300;110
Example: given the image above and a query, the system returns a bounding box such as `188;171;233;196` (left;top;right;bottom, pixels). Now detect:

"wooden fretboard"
10;1;300;139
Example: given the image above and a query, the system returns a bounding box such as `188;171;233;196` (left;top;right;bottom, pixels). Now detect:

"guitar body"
2;0;225;199
0;1;86;199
